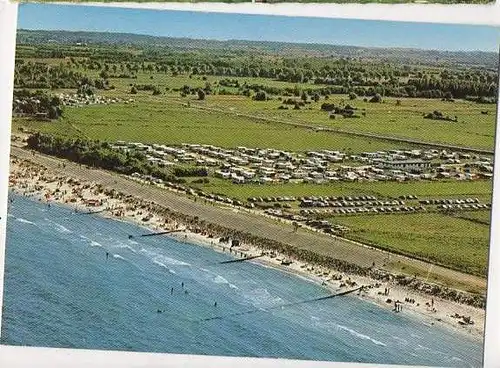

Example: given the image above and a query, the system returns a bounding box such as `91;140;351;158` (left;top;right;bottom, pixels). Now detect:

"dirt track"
10;146;487;292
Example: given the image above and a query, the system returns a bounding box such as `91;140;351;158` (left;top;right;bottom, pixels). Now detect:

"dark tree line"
14;43;498;100
26;133;187;183
12;89;63;119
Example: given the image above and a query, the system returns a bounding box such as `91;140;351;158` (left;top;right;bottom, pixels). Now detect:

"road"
10;146;487;292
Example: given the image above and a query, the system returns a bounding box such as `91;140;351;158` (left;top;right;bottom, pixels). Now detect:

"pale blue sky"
18;3;500;52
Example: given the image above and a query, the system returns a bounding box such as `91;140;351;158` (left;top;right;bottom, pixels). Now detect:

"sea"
1;194;483;367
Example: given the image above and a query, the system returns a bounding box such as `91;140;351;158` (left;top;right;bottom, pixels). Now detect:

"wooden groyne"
128;229;183;239
219;254;265;264
200;286;363;322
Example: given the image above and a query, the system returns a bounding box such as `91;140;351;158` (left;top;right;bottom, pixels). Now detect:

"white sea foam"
113;242;137;253
416;344;430;351
52;222;72;234
125;245;137;253
90;241;102;247
213;275;229;284
199;268;239;289
142;250;190;266
15;218;35;225
244;288;283;308
337;325;387;347
153;259;176;274
113;254;126;260
392;335;408;344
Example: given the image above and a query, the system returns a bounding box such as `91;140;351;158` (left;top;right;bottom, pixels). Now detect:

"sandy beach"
7;156;485;340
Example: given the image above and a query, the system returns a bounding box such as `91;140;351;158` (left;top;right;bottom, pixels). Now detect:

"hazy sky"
17;3;500;52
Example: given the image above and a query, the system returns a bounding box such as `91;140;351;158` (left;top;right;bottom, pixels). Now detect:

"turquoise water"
1;194;483;366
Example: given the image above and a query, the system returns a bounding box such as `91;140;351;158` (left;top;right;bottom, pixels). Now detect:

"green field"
454;210;492;224
332;213;490;276
192;178;493;201
13;101;417;153
17;55;497;151
182;94;496;150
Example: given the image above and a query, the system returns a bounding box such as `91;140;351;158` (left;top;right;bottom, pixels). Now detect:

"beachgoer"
171;287;174;295
106;252;109;260
181;282;184;288
214;302;217;307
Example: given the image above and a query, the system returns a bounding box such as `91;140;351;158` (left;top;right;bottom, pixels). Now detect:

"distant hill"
16;29;498;69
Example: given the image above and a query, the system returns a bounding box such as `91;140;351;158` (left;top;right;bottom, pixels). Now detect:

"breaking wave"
15;218;35;225
337;325;387;347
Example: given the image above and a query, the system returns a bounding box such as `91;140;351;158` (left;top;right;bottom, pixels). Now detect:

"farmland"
11;30;498;284
14;101;416;153
332;213;490;276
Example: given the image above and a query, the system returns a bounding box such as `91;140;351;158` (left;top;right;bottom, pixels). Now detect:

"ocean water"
1;194;483;367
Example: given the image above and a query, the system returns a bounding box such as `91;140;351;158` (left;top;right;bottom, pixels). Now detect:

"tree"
130;86;137;94
197;89;206;100
301;91;308;102
348;92;357;100
77;84;95;97
253;90;267;101
370;93;382;103
312;93;321;103
99;70;109;79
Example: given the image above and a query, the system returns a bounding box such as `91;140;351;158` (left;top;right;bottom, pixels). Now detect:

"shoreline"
7;156;485;341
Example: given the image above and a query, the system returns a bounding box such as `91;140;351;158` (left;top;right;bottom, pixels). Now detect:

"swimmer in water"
181;282;184;288
106;252;109;260
214;302;217;307
171;287;174;295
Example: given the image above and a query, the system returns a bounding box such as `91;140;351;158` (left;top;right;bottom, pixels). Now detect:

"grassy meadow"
332;213;490;277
